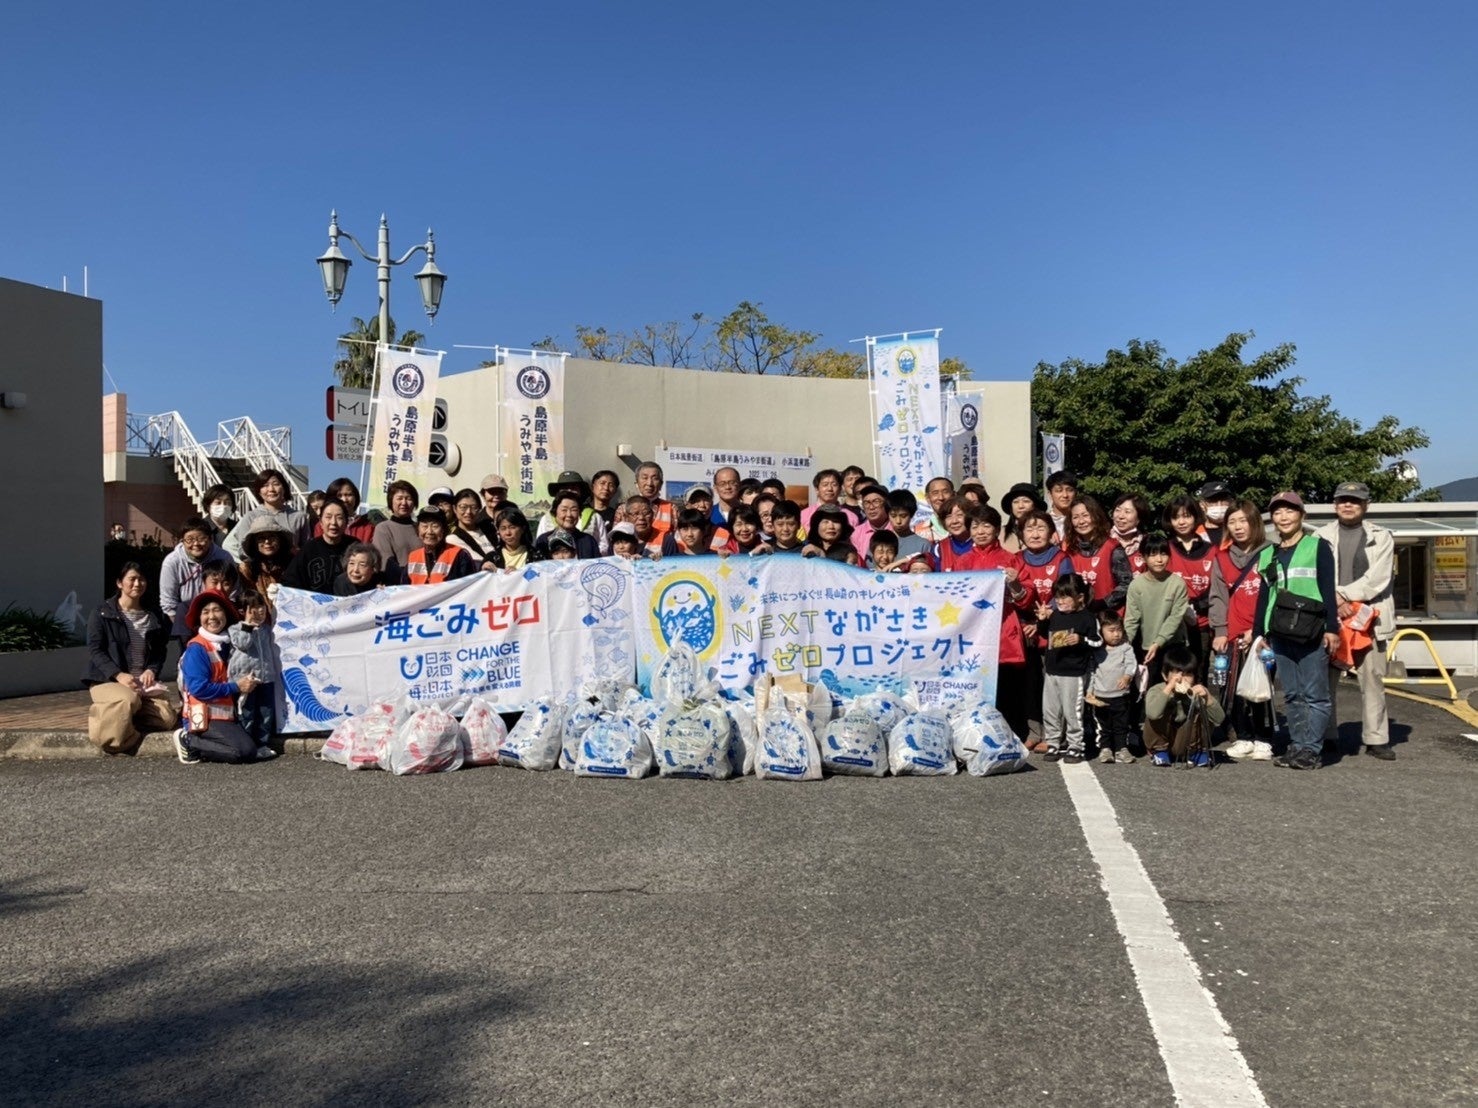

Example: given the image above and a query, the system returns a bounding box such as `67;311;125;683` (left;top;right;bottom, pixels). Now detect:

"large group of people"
84;460;1397;772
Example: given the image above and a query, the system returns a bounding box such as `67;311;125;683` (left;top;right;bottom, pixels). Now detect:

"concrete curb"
1;730;326;761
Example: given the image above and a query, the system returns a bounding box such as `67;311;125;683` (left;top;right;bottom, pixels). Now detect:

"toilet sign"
326;386;371;427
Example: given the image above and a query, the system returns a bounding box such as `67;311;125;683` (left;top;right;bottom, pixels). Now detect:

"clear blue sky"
4;1;1474;488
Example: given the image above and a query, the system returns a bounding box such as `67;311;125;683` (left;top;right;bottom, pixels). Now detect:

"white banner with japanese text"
501;352;567;502
1041;433;1065;479
366;346;442;500
631;556;1003;709
272;559;634;732
654;445;816;502
946;391;981;483
869;332;945;497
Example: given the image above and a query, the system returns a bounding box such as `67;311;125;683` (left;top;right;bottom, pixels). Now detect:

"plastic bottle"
1211;650;1230;687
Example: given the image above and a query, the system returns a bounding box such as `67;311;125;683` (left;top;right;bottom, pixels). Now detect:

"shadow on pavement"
0;927;528;1106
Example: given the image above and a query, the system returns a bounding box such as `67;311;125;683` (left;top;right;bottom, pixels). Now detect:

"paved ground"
2;694;1475;1106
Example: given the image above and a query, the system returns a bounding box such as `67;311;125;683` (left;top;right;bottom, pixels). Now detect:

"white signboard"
325;386;372;427
326;424;367;462
654;446;815;500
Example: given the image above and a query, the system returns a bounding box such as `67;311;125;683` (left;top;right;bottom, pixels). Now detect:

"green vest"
1257;534;1322;635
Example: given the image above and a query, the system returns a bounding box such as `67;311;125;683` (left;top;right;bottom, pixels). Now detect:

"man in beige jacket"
1317;482;1396;759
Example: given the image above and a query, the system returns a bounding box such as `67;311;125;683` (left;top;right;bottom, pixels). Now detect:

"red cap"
1268;490;1305;512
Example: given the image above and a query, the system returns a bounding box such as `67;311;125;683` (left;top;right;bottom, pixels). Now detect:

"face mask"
1205;505;1229;523
210;504;231;521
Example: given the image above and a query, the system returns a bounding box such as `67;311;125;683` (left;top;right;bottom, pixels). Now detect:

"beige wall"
105;456;198;544
0;277;103;622
436;358;1032;502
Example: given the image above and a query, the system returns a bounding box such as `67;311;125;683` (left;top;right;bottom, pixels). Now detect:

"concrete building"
0;277;103;694
434;357;1033;503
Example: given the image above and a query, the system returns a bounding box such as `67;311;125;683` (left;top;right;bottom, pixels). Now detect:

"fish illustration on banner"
869;331;946;498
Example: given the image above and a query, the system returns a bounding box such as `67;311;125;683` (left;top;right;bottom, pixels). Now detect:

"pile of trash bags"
319;643;1028;780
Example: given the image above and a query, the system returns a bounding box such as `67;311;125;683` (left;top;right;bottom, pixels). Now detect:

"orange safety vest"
407;545;461;585
1331;601;1377;670
649;499;676;537
181;635;236;724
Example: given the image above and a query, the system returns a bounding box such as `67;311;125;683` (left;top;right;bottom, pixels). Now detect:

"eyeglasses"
482;488;505;496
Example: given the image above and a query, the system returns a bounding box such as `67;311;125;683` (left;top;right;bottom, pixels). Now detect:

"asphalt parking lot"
2;694;1475;1107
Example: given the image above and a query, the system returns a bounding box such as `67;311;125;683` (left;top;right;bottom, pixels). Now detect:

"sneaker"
1190;751;1212;768
1097;748;1116;764
1363;743;1396;761
1115;748;1136;764
1250;741;1274;761
1151;751;1172;767
1062;752;1084;765
1225;739;1256;760
1274;747;1320;770
255;744;279;761
173;729;200;765
1043;747;1063;762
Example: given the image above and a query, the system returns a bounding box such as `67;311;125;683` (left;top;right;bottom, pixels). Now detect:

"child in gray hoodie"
1087;611;1139;763
227;591;278;752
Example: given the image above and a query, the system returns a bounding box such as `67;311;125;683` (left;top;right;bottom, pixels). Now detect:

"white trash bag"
888;710;958;776
559;697;605;771
459;697;508;767
497;697;567;771
722;697;758;777
651;641;707;706
580;677;637;712
321;701;398;770
953;704;1029;776
1235;640;1274;704
755;706;822;781
653;700;734;779
948;701;1011;762
851;687;915;737
385;703;464;775
821;710;887;777
574;713;653;778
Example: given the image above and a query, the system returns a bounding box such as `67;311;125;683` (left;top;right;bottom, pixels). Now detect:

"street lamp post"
316;211;447;500
316;210;447;350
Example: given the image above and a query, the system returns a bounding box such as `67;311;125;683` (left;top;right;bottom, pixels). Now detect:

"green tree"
333;315;426;388
1031;334;1430;505
710;301;819;376
793;347;866;378
940;356;972;381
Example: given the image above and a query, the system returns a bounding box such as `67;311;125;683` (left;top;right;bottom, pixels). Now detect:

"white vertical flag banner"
367;347;442;500
869;332;945;496
947;392;981;482
501;352;568;502
1041;432;1066;480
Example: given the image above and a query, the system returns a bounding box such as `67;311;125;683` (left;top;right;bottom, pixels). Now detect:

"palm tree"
333;315;427;388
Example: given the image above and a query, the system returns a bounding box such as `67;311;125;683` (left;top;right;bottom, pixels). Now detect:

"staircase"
126;409;309;515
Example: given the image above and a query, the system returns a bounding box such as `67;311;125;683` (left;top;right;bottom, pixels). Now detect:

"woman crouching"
174;590;277;765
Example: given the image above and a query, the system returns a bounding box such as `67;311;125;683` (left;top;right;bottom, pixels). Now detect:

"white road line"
1463;733;1478;743
1060;763;1268;1107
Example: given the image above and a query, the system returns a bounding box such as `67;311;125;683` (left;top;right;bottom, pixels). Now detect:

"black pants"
1023;643;1046;742
184;720;259;764
1093;696;1131;752
995;663;1030;743
239;684;277;745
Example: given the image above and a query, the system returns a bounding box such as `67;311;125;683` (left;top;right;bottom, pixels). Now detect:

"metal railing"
127;412;225;512
124;410;307;514
210;417;307;511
